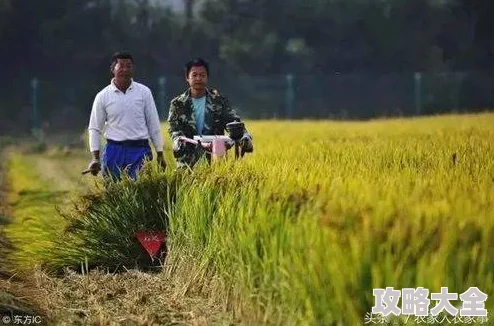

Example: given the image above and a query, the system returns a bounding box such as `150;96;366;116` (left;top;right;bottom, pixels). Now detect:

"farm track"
0;148;45;322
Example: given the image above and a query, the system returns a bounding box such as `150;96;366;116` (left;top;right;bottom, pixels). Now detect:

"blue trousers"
101;142;152;180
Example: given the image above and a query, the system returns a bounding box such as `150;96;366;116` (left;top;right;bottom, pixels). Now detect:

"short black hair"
110;51;134;71
185;58;209;77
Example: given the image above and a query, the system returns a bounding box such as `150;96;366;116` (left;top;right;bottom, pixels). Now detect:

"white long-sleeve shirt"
88;79;164;152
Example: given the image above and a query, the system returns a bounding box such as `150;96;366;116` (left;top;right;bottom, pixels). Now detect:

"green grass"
2;153;71;273
0;150;45;320
2;113;494;325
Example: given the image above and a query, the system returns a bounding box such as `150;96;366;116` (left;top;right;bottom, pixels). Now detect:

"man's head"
110;51;134;82
185;58;209;93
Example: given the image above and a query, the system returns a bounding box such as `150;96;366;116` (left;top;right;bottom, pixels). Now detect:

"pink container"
211;138;227;161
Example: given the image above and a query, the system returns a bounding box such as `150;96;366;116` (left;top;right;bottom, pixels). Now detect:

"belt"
106;139;149;147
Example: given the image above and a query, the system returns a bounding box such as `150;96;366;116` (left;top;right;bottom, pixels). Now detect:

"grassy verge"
3;152;72;272
0;147;44;321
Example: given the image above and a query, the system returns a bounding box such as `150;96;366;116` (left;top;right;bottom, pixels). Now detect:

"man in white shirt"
85;52;166;179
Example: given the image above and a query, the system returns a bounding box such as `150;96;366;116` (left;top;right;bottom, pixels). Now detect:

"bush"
43;164;180;272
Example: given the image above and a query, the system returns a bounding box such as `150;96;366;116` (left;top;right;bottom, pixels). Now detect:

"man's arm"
218;93;253;152
86;92;106;174
219;93;252;137
167;100;186;143
218;94;241;125
144;88;164;152
143;88;166;169
88;92;106;159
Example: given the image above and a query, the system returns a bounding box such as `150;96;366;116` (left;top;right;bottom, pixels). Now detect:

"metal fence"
1;70;493;134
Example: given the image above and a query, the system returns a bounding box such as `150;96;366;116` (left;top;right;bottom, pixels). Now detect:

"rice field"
1;112;493;325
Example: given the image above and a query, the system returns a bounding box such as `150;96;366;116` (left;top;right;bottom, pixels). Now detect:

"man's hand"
239;132;253;153
172;138;184;153
86;159;101;176
156;151;167;170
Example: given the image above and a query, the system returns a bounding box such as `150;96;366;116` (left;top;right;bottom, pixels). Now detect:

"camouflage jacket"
167;87;246;167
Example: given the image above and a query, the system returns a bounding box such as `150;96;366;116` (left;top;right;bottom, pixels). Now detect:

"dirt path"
30;151;91;192
35;269;233;326
0;149;45;322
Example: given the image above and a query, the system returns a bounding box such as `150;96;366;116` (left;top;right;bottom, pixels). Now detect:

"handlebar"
177;135;245;159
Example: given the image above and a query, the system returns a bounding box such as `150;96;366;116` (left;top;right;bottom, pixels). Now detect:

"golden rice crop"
3;113;493;325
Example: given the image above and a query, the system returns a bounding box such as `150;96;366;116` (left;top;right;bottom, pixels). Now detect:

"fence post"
285;73;295;119
453;72;465;112
31;77;39;131
414;72;422;116
158;76;167;120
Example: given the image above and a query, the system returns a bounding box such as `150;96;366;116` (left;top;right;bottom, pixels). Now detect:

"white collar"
110;78;134;92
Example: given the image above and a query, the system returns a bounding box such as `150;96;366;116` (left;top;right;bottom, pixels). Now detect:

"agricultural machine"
175;121;252;161
138;121;253;265
82;121;252;266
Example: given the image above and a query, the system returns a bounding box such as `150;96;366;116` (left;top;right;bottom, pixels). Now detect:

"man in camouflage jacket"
167;58;253;168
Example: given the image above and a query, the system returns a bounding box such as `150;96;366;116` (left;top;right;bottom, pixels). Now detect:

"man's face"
187;66;208;91
112;58;133;80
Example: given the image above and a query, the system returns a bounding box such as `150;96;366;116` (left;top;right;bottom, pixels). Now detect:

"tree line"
1;0;493;132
